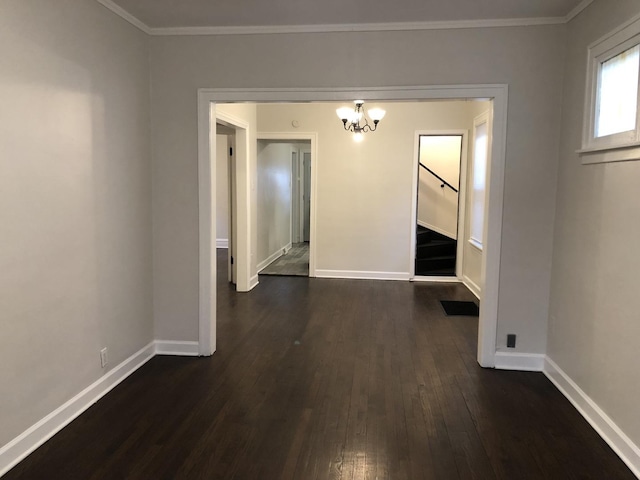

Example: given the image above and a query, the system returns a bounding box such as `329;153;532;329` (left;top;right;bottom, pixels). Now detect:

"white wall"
256;141;293;269
257;101;476;274
149;24;566;354
0;0;152;448
153;99;257;337
418;135;462;239
215;134;229;243
548;0;640;450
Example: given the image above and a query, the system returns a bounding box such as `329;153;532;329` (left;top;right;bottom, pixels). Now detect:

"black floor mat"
440;300;479;316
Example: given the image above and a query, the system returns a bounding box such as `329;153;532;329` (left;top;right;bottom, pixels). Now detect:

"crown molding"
565;0;595;22
96;0;151;34
149;17;565;36
95;0;595;37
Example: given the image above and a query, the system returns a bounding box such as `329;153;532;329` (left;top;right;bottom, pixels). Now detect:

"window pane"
596;44;640;138
471;122;487;247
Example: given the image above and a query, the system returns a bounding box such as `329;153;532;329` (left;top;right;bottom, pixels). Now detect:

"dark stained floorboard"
5;249;636;479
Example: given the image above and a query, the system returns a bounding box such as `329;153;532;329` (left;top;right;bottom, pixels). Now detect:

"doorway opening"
414;133;465;278
256;138;313;277
410;100;492;305
198;87;508;368
216;123;237;285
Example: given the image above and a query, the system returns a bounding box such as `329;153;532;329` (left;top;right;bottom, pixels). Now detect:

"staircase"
415;225;457;276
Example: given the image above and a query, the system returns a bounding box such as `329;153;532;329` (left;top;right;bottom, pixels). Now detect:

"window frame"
468;111;491;252
581;14;640;164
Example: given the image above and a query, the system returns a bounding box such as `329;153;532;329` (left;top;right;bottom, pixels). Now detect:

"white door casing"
198;86;508;368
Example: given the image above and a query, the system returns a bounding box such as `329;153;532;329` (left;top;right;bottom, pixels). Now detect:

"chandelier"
336;101;386;142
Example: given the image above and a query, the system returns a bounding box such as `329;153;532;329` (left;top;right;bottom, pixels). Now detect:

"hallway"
259;242;310;277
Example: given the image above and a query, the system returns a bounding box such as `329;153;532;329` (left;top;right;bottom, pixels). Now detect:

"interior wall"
215;134;229;243
256;141;293;269
417;136;462;239
149;24;566;354
0;0;152;448
257;102;477;273
548;0;640;448
153;100;257;338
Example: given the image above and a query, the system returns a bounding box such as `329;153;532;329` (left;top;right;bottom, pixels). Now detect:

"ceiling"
107;0;588;30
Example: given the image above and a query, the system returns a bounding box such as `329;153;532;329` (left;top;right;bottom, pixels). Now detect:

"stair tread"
418;254;456;261
418;240;456;247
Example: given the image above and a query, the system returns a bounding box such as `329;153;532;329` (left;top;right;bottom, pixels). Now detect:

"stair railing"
419;163;458;193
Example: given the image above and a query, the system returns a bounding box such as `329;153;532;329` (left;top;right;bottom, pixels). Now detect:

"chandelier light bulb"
336;107;353;121
337;100;384;136
368;108;386;122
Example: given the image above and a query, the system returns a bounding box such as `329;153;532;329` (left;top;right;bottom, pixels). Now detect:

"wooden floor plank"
4;249;636;480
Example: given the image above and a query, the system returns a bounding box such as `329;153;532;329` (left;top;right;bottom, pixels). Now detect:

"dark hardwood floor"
5;250;635;479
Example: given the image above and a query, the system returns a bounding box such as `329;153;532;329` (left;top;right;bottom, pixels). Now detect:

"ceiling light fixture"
336;101;385;140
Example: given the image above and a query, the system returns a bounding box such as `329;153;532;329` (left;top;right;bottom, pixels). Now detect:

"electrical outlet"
100;348;108;368
506;334;516;348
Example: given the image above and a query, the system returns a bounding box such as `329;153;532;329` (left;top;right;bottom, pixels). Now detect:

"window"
596;45;639;138
581;15;640;164
469;113;490;251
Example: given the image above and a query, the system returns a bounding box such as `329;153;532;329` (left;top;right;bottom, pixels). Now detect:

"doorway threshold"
411;276;460;283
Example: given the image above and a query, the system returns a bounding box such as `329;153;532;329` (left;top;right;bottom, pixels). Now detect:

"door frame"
197;85;508;368
257;133;318;276
410;129;469;281
198;106;252;356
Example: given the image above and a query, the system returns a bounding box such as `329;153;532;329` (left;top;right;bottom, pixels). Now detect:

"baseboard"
462;275;481;299
256;246;287;272
216;238;229;249
417;220;457;241
249;274;259;290
494;352;545;371
411;276;460;283
0;342;156;477
154;340;199;357
315;270;410;281
544;356;640;478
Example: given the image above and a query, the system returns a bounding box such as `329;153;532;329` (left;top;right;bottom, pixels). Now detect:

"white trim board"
494;352;545;372
216;238;229;248
96;0;152;34
566;0;595;23
96;0;593;36
462;275;481;300
0;342;156;477
150;17;565;36
544;357;640;478
411;276;460;283
315;270;410;281
155;340;200;356
197;85;507;370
